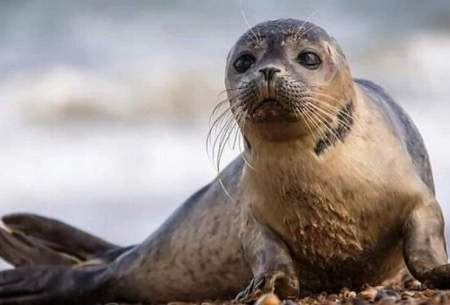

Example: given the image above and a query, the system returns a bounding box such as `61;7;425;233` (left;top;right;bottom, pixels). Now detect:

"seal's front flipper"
0;265;113;305
237;213;299;301
235;277;264;301
403;200;450;288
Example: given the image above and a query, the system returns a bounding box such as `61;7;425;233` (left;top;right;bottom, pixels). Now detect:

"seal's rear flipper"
0;228;79;267
0;265;114;305
2;213;118;260
0;213;121;266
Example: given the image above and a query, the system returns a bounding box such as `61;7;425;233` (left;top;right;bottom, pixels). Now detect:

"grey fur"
355;79;435;193
0;19;448;305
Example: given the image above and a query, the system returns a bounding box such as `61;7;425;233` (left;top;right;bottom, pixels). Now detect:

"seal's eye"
297;51;321;70
233;54;256;73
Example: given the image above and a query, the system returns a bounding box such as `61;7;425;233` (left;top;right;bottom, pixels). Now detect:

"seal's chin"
249;99;299;123
245;99;308;142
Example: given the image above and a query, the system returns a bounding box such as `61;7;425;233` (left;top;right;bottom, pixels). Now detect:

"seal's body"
0;19;448;305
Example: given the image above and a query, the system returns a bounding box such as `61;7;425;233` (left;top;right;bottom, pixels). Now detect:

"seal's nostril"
259;67;281;83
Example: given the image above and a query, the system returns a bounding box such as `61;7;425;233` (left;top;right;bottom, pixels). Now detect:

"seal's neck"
313;100;355;156
244;99;356;164
243;139;317;186
241;86;366;185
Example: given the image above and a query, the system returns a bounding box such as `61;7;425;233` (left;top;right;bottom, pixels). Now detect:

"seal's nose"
259;67;280;83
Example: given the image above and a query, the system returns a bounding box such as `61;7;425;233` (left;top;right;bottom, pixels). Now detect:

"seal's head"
225;19;356;144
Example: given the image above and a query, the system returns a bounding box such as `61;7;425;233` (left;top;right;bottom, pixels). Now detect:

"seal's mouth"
249;98;294;122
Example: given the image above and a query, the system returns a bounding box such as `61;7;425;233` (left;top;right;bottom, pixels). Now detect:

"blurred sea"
0;0;450;267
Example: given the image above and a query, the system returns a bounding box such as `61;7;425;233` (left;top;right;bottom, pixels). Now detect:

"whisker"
308;90;340;101
232;106;248;149
299;93;360;130
294;11;317;42
306;105;367;176
212;112;237;161
208;94;247;128
298;107;318;142
229;108;246;150
216;120;236;170
298;22;317;40
239;0;260;45
305;103;341;143
307;102;355;132
306;104;383;182
218;175;235;202
301;106;322;142
235;108;255;170
217;86;248;96
309;99;363;132
207;110;235;158
231;122;241;150
305;105;326;141
209;99;244;128
214;105;254;198
207;108;233;149
214;103;249;171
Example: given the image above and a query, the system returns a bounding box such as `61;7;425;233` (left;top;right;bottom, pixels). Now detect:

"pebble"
255;293;282;305
322;301;338;305
374;288;401;302
328;294;339;301
376;299;397;305
359;286;378;302
423;289;436;298
353;297;369;305
156;287;450;305
404;279;422;290
340;287;357;300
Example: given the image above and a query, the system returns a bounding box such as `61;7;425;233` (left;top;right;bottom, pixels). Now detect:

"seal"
0;19;448;305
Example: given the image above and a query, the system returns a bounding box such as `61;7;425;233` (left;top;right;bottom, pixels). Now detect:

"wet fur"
0;19;445;305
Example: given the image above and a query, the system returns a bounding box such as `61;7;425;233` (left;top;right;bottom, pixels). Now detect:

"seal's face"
225;19;354;143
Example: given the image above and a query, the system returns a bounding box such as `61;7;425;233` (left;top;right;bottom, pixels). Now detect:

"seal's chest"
281;187;364;263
